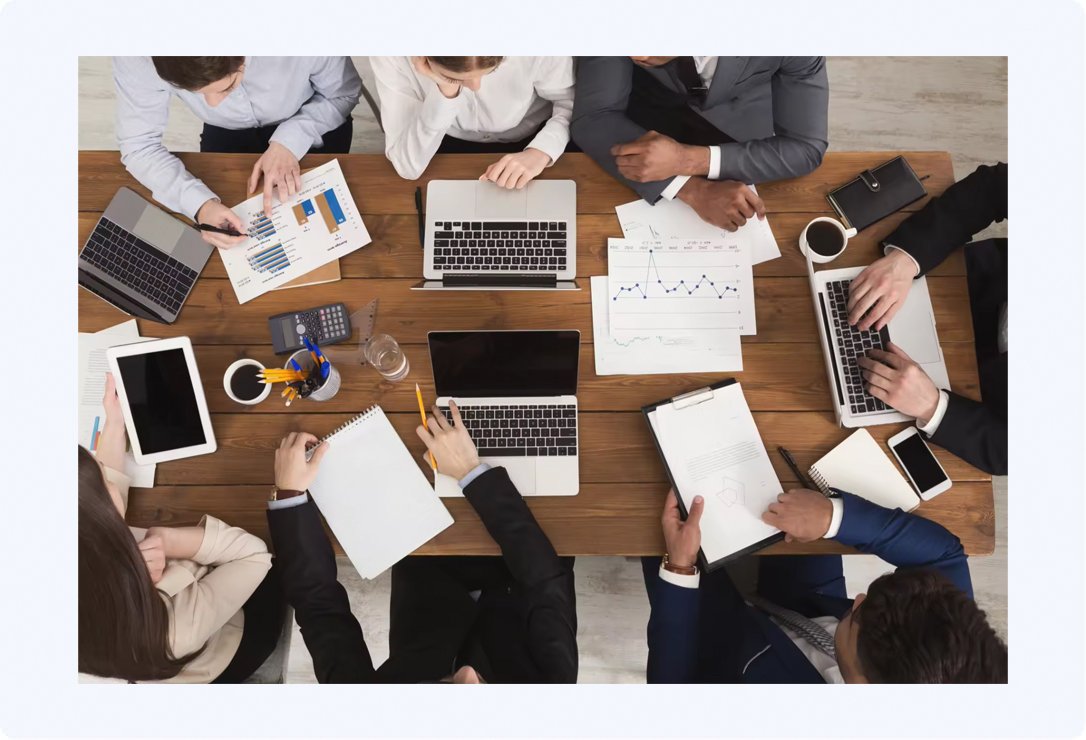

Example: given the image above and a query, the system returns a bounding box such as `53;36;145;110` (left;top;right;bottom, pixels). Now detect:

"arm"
268;57;362;160
95;373;127;473
641;556;702;683
524;56;575;164
928;391;1008;475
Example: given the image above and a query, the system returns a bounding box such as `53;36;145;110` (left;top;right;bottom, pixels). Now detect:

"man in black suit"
264;404;577;683
847;163;1007;475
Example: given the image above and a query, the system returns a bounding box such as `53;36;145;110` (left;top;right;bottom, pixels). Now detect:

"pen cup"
224;359;272;406
286;350;342;402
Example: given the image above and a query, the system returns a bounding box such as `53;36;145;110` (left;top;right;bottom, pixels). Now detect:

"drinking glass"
364;333;410;382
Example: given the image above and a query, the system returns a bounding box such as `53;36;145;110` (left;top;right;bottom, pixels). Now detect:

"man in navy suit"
643;488;1007;683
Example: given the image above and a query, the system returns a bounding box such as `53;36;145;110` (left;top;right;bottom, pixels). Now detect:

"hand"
677;178;765;232
857;341;941;423
611;130;707;182
195;199;247;249
480;148;550;190
103;372;123;424
248;142;301;218
660;488;704;568
274;432;329;491
411;56;462;99
847;250;919;330
415;400;481;480
761;489;833;543
137;534;166;584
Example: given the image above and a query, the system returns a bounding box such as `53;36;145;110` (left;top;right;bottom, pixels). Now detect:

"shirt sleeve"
658;565;700;589
101;464;132;515
707;146;722;179
883;244;922;276
458;463;492;489
822;497;845;539
660;175;690;200
917;389;950;435
269;57;362;160
525;57;575;165
268;492;310;510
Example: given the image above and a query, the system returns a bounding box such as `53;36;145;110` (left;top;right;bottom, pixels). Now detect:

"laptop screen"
429;331;580;398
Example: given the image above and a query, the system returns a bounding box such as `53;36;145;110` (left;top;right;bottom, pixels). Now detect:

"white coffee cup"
799;217;857;264
224;359;271;405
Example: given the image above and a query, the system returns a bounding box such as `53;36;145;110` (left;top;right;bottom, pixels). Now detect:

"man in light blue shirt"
113;56;361;249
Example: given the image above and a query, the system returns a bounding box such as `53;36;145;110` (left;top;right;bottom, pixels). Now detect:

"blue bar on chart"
248;243;291;273
322;189;346;224
250;214;277;239
302;200;316;217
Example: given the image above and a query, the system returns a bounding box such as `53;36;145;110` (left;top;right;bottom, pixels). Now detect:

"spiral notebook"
308;406;453;579
808;429;920;511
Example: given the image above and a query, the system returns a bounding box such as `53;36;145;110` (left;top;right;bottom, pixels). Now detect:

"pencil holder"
285;350;342;402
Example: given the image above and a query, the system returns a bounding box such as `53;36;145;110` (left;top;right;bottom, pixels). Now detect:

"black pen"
197;223;245;237
414;186;425;249
777;446;815;490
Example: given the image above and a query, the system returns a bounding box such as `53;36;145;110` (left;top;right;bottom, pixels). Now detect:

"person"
370;56;575;185
572;56;829;231
848;163;1007;474
643;487;1007;683
113;56;362;248
266;400;578;683
78;373;282;683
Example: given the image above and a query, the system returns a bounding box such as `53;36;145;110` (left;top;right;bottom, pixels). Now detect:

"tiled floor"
78;56;1008;683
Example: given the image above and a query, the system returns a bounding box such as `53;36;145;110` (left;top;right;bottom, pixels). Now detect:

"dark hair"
78;446;199;680
151;56;245;91
855;568;1007;683
427;56;504;73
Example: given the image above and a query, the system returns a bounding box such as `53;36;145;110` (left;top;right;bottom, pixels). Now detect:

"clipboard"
642;378;785;571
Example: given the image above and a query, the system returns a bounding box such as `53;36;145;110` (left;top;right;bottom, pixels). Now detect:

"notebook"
307;406;453;579
808;429;920;511
272;259;341;291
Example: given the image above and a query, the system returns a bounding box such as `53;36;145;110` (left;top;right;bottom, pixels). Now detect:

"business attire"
642;491;972;683
113;56;362;218
268;465;578;683
572;56;829;203
369;56;576;180
883;163;1008;475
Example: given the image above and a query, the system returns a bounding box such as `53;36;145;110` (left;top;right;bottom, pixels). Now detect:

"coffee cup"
224;359;271;406
799;217;857;264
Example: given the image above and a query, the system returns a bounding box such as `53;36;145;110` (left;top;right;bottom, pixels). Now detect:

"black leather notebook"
826;156;928;231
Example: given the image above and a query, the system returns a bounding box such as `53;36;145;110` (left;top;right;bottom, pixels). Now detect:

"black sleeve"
885;162;1008;275
927;391;1008;476
266;499;377;683
462;467;579;683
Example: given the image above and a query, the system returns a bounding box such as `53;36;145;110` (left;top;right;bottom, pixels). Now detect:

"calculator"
268;303;352;354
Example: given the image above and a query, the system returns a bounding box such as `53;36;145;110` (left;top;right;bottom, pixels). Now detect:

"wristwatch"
662;553;699;576
269;486;306;502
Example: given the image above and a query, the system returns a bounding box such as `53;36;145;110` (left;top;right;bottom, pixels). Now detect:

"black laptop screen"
429;331;579;398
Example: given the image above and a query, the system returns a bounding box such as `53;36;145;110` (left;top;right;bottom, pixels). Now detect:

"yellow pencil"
415;383;437;469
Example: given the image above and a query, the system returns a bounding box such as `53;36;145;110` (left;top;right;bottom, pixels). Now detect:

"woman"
370;56;575;185
78;374;281;683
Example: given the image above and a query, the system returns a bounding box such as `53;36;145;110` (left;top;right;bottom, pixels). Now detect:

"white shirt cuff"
884;244;922;276
268;492;309;510
823;497;845;539
458;463;492;489
917;389;950;435
707;146;721;179
658;563;700;588
659;175;690;201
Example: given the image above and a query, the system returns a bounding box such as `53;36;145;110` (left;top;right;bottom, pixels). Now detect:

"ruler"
324;298;378;365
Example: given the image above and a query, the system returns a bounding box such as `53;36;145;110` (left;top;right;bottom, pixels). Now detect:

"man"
848;163;1007;474
644;487;1006;683
265;400;577;684
113;56;361;249
572;56;828;231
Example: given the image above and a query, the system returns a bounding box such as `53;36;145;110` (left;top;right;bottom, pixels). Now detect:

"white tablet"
106;337;217;465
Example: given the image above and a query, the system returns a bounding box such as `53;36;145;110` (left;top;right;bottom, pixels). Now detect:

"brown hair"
78;446;200;680
151;56;245;91
427;56;504;73
855;568;1007;683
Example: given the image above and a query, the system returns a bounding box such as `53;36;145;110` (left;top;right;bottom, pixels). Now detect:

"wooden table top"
78;151;994;557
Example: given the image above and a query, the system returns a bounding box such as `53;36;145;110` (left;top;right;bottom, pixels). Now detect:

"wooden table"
78;151;994;556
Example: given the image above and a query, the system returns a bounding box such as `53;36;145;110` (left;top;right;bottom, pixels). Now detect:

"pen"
196;223;244;237
415;383;437;470
414;186;425;250
777;446;815;491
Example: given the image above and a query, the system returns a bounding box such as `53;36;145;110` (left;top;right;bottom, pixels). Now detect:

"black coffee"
807;221;845;256
229;363;264;401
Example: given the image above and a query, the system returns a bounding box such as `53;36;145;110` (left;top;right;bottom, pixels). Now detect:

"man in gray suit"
572;57;828;231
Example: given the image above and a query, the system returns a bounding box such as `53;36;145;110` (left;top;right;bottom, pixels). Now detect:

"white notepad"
809;429;920;511
308;406;453;579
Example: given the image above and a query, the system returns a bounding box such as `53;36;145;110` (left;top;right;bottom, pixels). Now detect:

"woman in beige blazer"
78;374;282;683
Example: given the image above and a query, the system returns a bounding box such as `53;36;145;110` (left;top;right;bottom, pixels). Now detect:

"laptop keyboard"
826;279;891;415
439;402;578;457
432;221;568;272
80;217;197;315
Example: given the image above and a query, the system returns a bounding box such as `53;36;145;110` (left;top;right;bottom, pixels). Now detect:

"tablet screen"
116;348;207;454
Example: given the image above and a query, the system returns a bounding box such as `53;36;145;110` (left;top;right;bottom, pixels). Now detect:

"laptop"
414;180;579;291
810;265;950;428
429;330;580;496
78;187;213;324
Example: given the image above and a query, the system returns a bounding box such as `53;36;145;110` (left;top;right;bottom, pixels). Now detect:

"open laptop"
78;187;213;324
429;330;580;496
809;264;950;428
414;180;579;291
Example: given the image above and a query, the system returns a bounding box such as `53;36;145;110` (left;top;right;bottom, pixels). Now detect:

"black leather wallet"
826;156;928;231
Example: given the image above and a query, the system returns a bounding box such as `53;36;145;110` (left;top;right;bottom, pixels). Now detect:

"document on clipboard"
643;380;784;569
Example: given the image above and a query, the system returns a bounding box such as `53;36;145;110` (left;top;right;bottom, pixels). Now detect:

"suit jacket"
885;162;1008;475
267;466;578;683
644;492;973;683
571;56;829;202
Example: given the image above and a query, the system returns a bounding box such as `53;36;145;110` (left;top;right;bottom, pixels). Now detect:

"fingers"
865;382;890;404
862;367;894;392
610;141;646;157
686;495;705;527
736;199;755;220
222;208;245;233
293;432;319;449
262;174;276;217
886;341;913;362
415;423;435;446
856;294;894;331
200;231;244;250
857;354;897;381
847;287;883;328
483;155;511;184
248;159;262;195
280;432;298;449
449;400;464;427
496;164;517;189
747;189;767;219
138;534;162;551
104;372;116;395
865;347;907;370
309;440;330;465
514;169;533;190
662;488;679;522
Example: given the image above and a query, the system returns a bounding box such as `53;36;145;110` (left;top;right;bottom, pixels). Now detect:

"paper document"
608;238;756;337
222;159;370;303
615;188;780;265
590;276;742;375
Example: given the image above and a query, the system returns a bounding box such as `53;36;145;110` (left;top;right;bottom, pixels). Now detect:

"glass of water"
363;333;410;382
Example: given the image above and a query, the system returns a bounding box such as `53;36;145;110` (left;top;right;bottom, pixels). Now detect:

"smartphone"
888;427;952;500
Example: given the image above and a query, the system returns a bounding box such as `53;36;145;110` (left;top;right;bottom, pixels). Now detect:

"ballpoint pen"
196;223;245;237
415;383;437;469
777;446;815;491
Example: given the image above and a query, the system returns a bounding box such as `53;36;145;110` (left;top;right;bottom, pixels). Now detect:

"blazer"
267;466;578;683
644;491;973;683
885;162;1008;475
571;56;829;202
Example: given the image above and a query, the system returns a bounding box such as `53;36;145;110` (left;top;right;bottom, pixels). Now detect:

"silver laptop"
810;265;950;428
415;180;578;291
429;330;580;496
78;187;213;324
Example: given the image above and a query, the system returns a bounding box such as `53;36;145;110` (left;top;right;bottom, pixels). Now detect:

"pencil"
415;383;437;470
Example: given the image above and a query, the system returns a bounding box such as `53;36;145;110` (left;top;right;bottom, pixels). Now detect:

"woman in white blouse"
370;56;575;186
